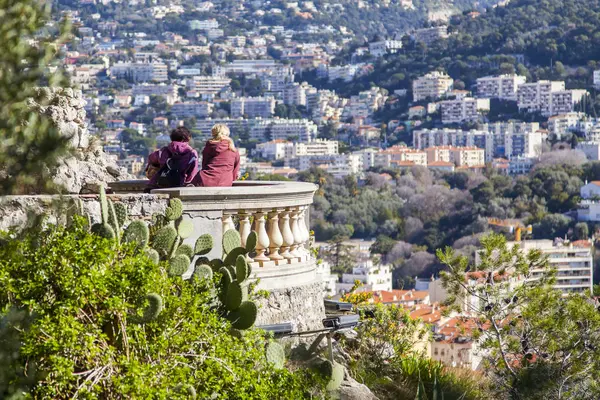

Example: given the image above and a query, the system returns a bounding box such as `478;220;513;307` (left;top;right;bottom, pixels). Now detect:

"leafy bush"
0;219;320;399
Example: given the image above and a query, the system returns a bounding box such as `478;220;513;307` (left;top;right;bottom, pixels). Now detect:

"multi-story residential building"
116;156;145;176
110;62;168;82
189;76;232;99
327;64;361;82
374;145;427;168
507;240;593;295
195;118;250;138
508;156;536;175
414;122;542;162
215;59;283;75
425;146;485;167
231;96;276;118
189;19;219;31
594;70;600;90
171;102;213;119
285;139;339;158
288;153;362;177
548;112;587;138
368;39;403;57
249;118;318;142
411;26;449;45
255;139;289;160
132;84;178;104
347;87;388;121
548;90;587;117
335;260;393;294
476;74;526;101
441;97;490;124
412;71;453;102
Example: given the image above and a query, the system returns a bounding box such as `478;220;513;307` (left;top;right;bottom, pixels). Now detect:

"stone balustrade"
109;180;319;291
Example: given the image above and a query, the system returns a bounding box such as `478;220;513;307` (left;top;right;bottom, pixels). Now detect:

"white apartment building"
285;139;339;158
508;240;593;295
171;102;213;118
412;26;449;45
414;122;542;162
425;146;485;167
231;96;276;118
347;87;388;121
336;260;393;294
594;70;600;90
374;145;427;168
548;90;587;117
189;76;232;98
189;19;219;30
578;181;600;221
441;97;490;124
255;140;289;160
215;59;282;75
287;153;362;177
250;118;317;142
368;39;403;57
110;62;168;82
413;71;454;102
508;156;536;175
132;84;178;104
328;64;360;82
476;74;526;101
548;112;587;138
515;80;585;116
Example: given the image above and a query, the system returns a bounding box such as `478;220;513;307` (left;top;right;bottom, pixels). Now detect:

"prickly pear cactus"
113;202;128;227
194;234;213;256
165;198;183;221
176;219;194;239
193;264;213;281
265;342;286;369
223;229;241;254
123;220;149;247
176;244;194;259
317;359;344;391
229;301;257;330
168;254;190;276
91;223;115;239
140;293;163;323
152;226;178;257
144;248;160;265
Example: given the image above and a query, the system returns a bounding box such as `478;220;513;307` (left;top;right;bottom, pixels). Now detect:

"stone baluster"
298;206;311;252
253;210;270;262
267;210;284;260
238;211;252;248
289;207;302;257
222;212;236;233
279;208;294;259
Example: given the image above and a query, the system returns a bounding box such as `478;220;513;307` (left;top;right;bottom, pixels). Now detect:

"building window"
434;348;438;355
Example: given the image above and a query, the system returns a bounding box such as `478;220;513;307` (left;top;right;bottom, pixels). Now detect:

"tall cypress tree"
0;0;72;194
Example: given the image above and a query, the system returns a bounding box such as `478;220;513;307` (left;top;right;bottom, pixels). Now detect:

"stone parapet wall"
0;193;169;231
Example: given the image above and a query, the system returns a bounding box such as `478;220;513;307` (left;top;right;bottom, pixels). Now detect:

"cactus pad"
231;301;258;330
194;234;214;255
219;267;233;286
91;223;115;240
165;198;183;221
113;202;128;227
152;225;177;257
223;229;242;254
193;264;213;281
168;254;190;276
176;244;194;259
144;248;160;265
107;200;120;235
99;186;109;224
141;293;163;322
123;220;149;247
224;247;246;266
245;231;257;253
236;255;249;282
225;281;243;311
209;258;224;272
176;219;194;239
229;328;244;339
265;342;286;369
318;360;344;391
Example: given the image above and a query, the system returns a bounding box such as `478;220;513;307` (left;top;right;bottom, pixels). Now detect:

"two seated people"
145;124;240;190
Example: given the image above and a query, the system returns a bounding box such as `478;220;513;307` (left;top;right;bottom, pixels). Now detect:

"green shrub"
0;218;321;399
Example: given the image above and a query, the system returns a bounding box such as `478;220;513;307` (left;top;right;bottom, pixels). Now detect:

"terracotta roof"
409;304;442;323
428;161;454;166
367;289;429;304
588;181;600;186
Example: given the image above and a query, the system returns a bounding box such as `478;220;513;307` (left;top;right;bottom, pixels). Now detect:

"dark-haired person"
145;126;198;190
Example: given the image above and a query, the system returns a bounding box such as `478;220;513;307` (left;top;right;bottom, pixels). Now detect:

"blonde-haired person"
192;124;240;187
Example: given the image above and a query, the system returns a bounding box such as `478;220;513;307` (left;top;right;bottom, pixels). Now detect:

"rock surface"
28;87;133;194
339;375;379;400
0;193;169;231
255;280;326;331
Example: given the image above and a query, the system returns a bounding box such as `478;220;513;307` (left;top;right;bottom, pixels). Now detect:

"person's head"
170;126;192;143
211;124;236;151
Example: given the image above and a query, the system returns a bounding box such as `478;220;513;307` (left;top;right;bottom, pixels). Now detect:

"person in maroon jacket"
193;124;240;187
145;126;199;191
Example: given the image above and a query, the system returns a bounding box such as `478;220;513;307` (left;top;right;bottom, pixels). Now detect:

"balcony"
109;180;319;291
